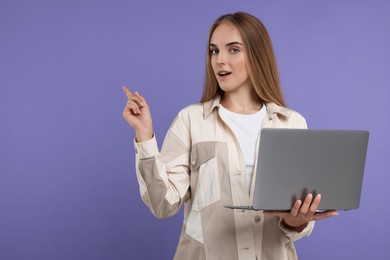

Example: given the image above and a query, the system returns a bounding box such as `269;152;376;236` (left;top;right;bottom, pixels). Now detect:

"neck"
220;88;262;115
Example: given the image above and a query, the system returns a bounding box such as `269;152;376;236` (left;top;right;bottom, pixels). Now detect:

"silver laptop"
225;129;369;211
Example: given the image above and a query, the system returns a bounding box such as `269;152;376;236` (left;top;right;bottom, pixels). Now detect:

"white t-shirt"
219;104;266;187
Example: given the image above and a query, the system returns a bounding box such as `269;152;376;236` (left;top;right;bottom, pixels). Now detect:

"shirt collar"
203;95;221;118
265;102;292;118
203;95;291;118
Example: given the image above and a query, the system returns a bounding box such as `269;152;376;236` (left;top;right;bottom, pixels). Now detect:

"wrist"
135;131;154;142
281;218;308;233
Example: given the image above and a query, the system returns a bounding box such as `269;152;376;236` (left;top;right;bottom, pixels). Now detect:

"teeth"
219;71;231;76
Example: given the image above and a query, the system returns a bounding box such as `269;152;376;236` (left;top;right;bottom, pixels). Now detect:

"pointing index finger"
122;86;133;99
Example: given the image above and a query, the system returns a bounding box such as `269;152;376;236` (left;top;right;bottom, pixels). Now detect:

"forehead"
210;23;243;45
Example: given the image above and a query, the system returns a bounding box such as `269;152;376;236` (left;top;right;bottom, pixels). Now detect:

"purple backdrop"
1;1;389;259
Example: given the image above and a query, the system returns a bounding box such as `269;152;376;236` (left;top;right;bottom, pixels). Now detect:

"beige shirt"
134;96;314;260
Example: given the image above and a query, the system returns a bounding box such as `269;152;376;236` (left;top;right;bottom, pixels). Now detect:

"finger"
134;91;145;107
125;99;142;115
290;200;302;216
125;91;145;109
313;210;339;221
123;106;140;117
124;106;140;116
309;194;322;213
299;193;313;215
122;86;133;99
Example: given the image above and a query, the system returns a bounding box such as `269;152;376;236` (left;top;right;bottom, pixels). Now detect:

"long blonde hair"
200;12;285;107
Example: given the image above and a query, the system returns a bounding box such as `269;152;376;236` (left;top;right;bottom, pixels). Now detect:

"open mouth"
218;71;232;77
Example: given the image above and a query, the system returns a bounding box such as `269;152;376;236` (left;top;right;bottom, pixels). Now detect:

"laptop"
225;128;369;211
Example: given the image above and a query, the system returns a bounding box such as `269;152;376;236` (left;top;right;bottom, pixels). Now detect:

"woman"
122;12;337;260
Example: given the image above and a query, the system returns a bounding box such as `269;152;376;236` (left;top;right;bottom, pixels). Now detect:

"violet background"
1;0;389;259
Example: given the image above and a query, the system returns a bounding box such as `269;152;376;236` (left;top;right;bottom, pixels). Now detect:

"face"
209;23;252;94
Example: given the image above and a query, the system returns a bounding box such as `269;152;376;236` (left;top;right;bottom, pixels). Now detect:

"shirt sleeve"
278;218;315;241
134;112;191;219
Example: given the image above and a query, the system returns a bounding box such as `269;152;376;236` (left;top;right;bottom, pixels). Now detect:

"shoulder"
287;109;307;128
165;102;209;148
285;107;306;122
168;103;204;133
173;103;204;124
266;103;307;128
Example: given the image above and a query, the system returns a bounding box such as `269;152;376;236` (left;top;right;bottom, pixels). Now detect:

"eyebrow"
209;41;243;47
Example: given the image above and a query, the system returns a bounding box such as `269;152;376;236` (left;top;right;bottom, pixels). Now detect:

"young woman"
122;12;337;260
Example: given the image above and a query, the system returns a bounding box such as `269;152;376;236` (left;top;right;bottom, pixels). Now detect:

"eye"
209;48;219;55
230;47;240;54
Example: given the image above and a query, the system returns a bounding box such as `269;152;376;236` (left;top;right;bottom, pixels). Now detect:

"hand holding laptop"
264;193;339;232
224;129;369;213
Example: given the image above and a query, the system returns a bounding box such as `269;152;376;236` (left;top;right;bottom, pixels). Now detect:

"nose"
216;51;227;65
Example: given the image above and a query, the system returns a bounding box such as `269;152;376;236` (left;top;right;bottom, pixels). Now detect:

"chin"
220;87;237;93
218;84;233;92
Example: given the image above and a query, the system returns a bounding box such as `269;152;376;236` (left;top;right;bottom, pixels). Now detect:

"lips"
218;70;232;77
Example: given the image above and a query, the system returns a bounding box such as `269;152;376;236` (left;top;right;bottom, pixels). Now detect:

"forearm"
138;157;182;218
135;134;190;218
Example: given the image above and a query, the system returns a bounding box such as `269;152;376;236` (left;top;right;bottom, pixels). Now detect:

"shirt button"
192;160;197;166
255;215;261;223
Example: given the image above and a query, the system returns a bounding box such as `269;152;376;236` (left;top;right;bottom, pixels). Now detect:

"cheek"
231;54;246;67
210;57;218;72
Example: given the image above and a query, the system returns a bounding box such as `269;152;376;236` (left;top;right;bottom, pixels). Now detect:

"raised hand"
122;86;154;142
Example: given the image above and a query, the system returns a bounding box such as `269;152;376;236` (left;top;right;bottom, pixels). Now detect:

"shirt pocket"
190;142;221;212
